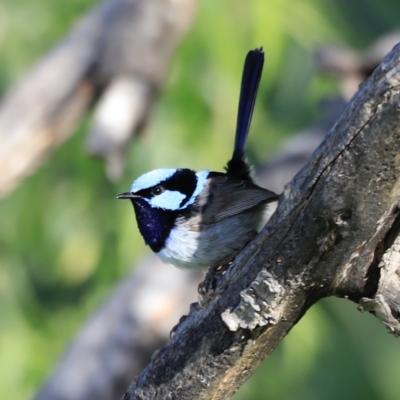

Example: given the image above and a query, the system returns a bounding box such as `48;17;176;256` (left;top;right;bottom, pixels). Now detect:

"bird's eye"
151;186;164;196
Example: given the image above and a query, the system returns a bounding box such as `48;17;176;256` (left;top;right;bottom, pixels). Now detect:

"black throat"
130;198;177;253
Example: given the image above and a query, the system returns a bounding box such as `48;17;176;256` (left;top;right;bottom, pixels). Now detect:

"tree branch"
122;43;400;399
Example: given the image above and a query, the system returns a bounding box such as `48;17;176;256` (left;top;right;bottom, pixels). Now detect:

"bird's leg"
197;256;236;307
198;257;233;293
198;232;258;306
170;256;235;336
171;232;257;335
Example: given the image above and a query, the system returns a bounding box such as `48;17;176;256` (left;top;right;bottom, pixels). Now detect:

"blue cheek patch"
130;169;176;192
147;190;186;210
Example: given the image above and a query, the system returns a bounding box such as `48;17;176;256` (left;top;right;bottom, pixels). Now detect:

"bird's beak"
116;192;140;200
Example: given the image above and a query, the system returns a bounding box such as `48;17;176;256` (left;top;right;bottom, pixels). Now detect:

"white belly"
157;209;264;270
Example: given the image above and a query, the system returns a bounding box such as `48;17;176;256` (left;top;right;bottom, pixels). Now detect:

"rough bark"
121;43;400;399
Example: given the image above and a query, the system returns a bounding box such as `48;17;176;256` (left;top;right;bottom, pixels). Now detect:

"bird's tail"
226;48;264;180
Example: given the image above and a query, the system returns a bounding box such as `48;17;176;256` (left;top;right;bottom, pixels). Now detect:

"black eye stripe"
162;169;197;202
135;187;153;198
135;169;198;203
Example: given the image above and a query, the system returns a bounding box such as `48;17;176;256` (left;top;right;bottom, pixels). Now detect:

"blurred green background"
1;0;400;399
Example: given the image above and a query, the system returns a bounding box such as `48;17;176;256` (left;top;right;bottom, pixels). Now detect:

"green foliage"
1;0;400;399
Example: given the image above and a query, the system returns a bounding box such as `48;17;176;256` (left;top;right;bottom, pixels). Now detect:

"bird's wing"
200;175;278;224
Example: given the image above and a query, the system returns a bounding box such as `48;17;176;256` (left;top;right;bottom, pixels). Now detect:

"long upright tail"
226;48;264;180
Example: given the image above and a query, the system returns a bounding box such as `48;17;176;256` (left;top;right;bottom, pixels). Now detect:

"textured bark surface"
122;43;400;399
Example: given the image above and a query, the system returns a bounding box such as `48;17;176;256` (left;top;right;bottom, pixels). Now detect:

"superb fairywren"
117;48;279;270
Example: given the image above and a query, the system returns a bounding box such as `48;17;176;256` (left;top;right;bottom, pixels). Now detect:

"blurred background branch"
2;1;400;400
0;0;197;197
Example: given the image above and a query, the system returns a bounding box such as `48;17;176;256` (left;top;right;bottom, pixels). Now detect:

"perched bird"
117;48;279;270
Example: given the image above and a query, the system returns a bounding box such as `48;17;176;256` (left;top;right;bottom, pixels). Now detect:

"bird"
117;48;279;270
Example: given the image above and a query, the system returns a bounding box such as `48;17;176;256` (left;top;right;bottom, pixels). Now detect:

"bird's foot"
198;258;233;306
